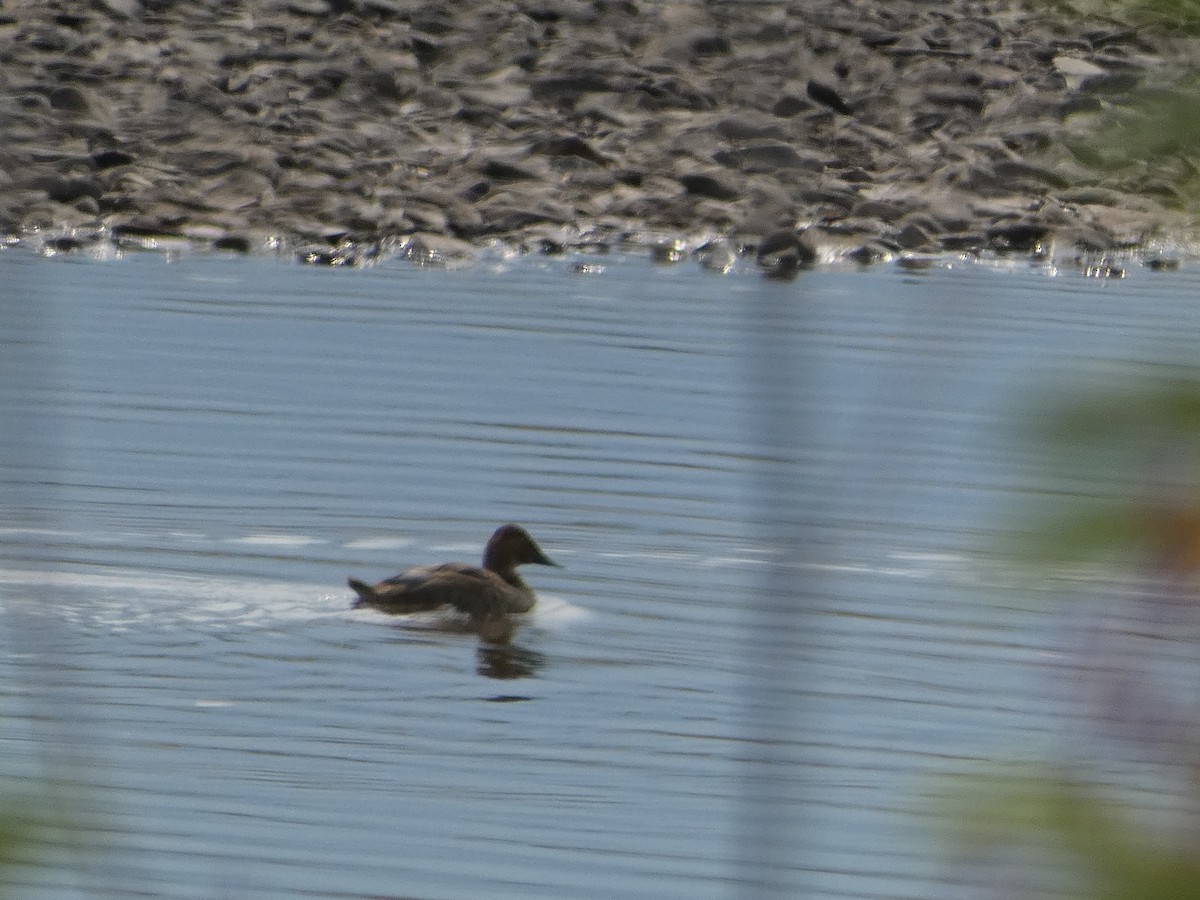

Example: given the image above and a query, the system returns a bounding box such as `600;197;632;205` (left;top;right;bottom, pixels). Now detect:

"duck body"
348;524;558;624
349;562;534;618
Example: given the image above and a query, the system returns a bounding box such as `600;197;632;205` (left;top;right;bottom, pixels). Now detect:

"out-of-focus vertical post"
737;273;820;897
0;258;131;893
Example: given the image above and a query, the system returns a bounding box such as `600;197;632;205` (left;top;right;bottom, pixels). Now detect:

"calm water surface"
2;249;1199;898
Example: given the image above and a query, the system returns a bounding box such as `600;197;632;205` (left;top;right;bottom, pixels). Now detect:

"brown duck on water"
348;524;559;636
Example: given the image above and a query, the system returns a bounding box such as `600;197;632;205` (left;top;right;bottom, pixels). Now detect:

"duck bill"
534;549;561;567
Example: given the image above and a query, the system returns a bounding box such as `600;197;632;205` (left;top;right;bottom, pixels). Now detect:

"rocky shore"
1;0;1196;271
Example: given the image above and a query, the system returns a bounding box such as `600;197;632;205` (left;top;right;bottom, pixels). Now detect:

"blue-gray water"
2;248;1199;898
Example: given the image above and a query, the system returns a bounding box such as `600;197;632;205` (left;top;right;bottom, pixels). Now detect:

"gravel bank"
1;0;1195;270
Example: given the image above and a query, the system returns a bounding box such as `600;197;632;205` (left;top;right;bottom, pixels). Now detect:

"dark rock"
461;181;490;202
46;235;84;253
925;88;986;115
939;233;985;252
806;79;853;115
992;160;1071;190
678;173;739;202
411;11;458;37
531;135;611;167
92;149;136;169
1144;256;1180;271
173;150;246;177
362;69;410;101
213;235;252;253
286;0;331;15
715;116;787;142
479;159;543;182
205;170;275;211
531;73;616;103
652;241;687;263
911;111;948;134
853;198;911;222
474;197;571;234
401;233;477;265
31;175;103;204
97;0;141;16
18;26;73;54
895;221;935;250
410;36;443;66
1081;71;1142;95
72;195;100;216
47;86;91;114
714;143;824;173
756;228;817;278
858;29;901;49
111;221;181;241
896;254;938;271
771;95;808;117
632;75;716;112
987;222;1052;253
1060;95;1103;116
846;243;888;265
691;34;731;56
694;239;737;273
16;93;53;115
794;180;856;213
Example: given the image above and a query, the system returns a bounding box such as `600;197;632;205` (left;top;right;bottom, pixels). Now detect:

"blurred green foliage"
1111;0;1200;30
1056;88;1200;209
1013;373;1200;571
947;771;1200;900
1039;0;1200;208
967;372;1200;894
0;798;53;894
1048;0;1200;32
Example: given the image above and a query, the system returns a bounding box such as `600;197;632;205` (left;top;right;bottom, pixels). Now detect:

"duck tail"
347;577;376;607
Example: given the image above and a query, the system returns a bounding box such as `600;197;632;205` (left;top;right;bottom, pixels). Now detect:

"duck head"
483;524;559;571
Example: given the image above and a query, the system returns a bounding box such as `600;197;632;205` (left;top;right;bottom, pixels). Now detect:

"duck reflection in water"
348;524;559;646
477;642;547;680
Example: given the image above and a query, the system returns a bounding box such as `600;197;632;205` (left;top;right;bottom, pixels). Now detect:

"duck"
348;525;559;631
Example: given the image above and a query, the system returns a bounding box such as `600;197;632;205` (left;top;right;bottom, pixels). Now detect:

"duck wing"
350;563;508;618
